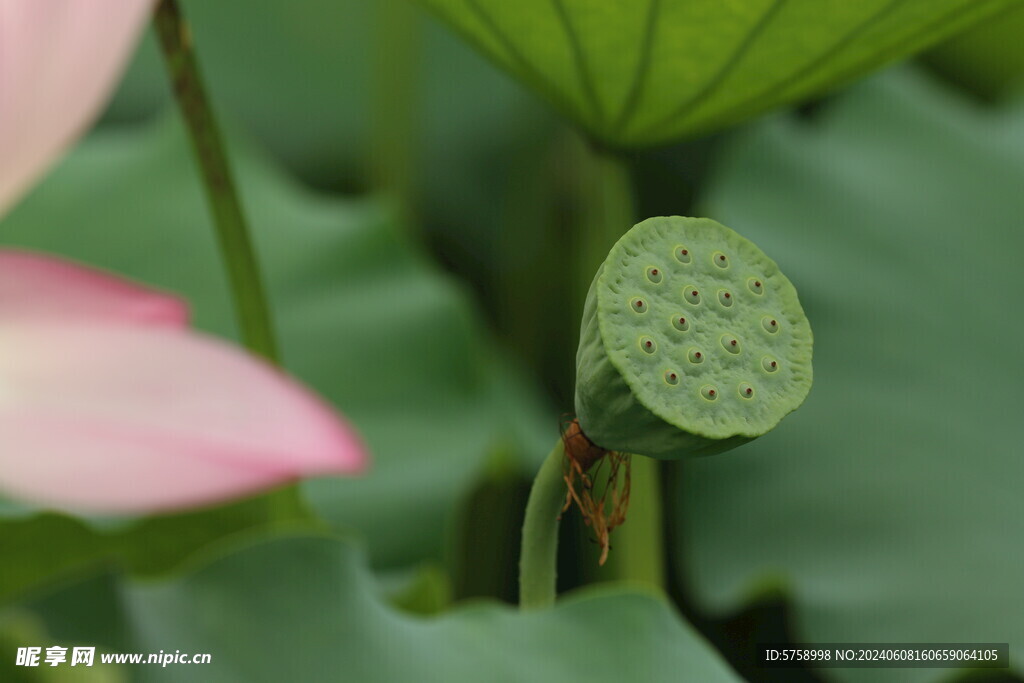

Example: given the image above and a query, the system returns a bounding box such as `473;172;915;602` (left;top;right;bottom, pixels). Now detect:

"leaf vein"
637;0;788;140
640;0;908;140
610;0;662;138
463;0;581;123
551;0;605;123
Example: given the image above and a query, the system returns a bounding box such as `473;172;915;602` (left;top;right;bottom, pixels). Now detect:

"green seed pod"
575;216;813;459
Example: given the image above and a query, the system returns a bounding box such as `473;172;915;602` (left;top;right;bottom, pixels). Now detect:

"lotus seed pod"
575;216;813;459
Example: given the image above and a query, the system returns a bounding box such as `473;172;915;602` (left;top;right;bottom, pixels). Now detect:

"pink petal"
0;322;367;513
0;0;155;218
0;249;188;326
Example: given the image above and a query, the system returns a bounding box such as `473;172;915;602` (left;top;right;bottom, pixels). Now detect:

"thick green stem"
519;439;567;609
575;140;666;591
574;140;636;301
596;455;665;587
370;0;420;208
154;0;305;523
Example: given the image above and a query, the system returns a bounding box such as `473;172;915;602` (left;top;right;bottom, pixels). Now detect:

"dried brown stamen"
559;418;632;565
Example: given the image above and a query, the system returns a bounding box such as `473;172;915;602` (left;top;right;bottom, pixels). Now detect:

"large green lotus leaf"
0;115;551;581
25;535;740;683
416;0;1019;148
0;505;268;605
925;4;1024;100
672;68;1024;682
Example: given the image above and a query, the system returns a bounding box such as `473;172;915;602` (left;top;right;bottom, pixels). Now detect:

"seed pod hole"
721;334;741;354
684;287;701;305
713;252;729;269
718;289;733;307
748;278;764;295
674;246;691;264
639;337;657;354
646;266;663;284
630;298;647;313
762;356;779;373
672;315;689;332
700;385;718;401
687;348;704;364
664;370;679;386
738;382;755;399
762;316;780;333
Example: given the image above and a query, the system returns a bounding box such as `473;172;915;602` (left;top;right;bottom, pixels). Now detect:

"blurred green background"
2;0;1024;680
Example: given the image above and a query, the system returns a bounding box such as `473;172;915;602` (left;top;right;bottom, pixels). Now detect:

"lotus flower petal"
0;0;155;217
0;250;367;512
0;249;187;325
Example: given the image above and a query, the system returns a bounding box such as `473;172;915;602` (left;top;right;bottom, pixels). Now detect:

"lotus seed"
762;356;779;373
631;298;647;313
672;315;689;332
664;371;679;385
684;287;700;305
762;316;779;333
718;289;733;307
713;252;729;268
674;246;691;264
640;337;656;354
738;382;755;399
701;385;718;400
646;267;663;284
688;348;704;364
721;335;741;354
748;278;764;295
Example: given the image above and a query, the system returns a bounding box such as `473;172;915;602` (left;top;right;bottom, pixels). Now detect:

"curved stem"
519;439;566;609
154;0;305;523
